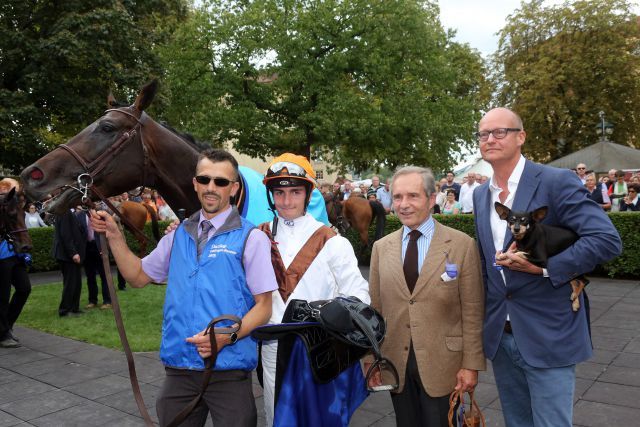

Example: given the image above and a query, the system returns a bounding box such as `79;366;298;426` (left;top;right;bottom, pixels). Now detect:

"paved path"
1;275;639;426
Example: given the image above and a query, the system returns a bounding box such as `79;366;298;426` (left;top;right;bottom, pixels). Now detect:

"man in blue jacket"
92;149;277;426
472;108;622;427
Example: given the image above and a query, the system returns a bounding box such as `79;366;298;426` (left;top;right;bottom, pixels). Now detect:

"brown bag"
448;389;486;427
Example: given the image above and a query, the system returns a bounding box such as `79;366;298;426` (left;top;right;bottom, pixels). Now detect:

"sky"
438;0;640;57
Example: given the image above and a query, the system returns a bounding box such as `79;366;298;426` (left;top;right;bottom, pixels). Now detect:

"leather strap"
258;223;336;302
166;315;241;427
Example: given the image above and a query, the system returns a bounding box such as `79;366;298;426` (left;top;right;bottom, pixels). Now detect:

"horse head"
0;181;32;254
20;81;162;214
323;192;349;234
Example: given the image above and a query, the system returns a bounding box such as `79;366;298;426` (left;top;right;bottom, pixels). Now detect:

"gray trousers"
156;367;257;427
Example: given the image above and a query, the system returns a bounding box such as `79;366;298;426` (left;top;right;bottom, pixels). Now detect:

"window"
316;170;324;180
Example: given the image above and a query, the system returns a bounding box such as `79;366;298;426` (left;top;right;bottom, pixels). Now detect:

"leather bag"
448;390;486;427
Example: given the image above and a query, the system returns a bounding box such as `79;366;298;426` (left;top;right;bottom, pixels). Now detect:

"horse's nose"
24;166;45;181
17;242;32;253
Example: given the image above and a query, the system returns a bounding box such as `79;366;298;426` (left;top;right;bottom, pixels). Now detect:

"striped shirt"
401;216;436;273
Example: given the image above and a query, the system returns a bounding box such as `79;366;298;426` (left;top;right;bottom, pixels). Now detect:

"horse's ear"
107;92;117;108
133;79;159;112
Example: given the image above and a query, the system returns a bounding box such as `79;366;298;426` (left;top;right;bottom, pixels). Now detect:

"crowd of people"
0;106;636;427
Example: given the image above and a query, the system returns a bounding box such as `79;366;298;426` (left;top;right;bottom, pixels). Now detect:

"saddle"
251;296;398;391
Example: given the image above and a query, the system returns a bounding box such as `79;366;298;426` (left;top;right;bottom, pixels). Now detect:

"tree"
494;0;640;162
159;0;491;173
0;0;188;173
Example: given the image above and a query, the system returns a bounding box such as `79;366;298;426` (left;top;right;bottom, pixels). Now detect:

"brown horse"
113;201;160;257
0;180;32;254
325;192;386;258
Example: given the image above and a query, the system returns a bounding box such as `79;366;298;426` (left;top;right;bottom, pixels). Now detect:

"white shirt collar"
489;155;526;196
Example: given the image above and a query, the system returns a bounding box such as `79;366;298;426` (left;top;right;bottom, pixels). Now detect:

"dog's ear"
494;202;510;220
532;206;548;222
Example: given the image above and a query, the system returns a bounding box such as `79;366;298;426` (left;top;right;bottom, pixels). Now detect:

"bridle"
325;193;349;234
54;106;151;203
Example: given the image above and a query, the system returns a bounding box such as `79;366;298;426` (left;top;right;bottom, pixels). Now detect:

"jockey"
259;153;370;426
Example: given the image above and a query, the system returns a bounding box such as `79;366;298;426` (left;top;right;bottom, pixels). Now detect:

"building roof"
546;141;640;172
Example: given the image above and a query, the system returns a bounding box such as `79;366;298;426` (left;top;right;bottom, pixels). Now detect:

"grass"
17;281;166;352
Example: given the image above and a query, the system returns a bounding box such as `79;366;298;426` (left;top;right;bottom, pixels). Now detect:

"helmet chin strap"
265;184;312;237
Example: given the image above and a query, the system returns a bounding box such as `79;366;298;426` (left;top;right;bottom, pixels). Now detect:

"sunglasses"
194;175;235;187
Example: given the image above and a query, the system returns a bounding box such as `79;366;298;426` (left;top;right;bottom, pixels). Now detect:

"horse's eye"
101;124;115;133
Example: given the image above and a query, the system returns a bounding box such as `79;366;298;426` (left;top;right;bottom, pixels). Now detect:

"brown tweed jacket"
367;219;485;397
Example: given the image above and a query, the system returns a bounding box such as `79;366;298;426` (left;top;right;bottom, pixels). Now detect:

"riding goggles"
194;176;235;187
267;161;311;179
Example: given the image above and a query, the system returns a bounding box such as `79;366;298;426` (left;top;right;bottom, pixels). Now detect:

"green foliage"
0;0;188;173
345;213;637;278
159;0;491;174
17;282;165;351
494;0;640;162
27;221;171;272
603;213;640;278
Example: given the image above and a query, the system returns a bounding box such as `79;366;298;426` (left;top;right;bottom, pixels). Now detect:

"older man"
459;172;480;214
366;166;485;426
576;163;588;184
472;108;621;427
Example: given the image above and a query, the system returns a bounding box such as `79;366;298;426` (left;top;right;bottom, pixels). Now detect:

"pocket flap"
445;336;463;351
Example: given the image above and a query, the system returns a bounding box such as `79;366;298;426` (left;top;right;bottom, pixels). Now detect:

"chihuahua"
494;202;588;311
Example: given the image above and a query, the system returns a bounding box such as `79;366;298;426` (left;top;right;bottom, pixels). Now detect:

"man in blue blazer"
472;108;622;427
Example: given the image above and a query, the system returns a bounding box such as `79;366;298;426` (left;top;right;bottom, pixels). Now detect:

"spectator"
359;183;368;196
480;175;489;184
0;179;32;348
585;174;611;210
367;176;383;199
441;171;461;201
24;203;47;228
343;180;353;200
606;169;617;190
441;190;461;215
576;163;588;184
76;209;111;310
631;175;640;185
352;187;364;198
53;209;85;317
610;171;628;212
141;190;158;222
367;192;377;201
376;178;392;213
459;172;480;213
620;184;640;211
319;182;332;195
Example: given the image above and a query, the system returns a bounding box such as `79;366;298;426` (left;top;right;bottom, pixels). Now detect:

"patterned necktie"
403;230;422;293
197;221;213;257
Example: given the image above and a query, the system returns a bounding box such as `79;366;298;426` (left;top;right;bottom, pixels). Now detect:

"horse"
113;200;160;257
325;192;386;260
0;179;32;255
19;80;328;226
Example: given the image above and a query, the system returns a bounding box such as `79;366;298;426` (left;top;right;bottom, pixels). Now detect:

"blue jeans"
492;332;575;427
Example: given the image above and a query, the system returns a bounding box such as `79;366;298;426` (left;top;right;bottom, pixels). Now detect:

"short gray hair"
391;166;436;197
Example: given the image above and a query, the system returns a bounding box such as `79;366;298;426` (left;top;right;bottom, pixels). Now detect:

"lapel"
475;183;492;246
386;229;411;298
413;221;450;295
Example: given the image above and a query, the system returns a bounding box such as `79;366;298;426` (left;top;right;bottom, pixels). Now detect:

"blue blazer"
473;160;622;368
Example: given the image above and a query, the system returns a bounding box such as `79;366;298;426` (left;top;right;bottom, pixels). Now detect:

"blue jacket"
0;240;15;260
473;160;622;368
160;208;257;371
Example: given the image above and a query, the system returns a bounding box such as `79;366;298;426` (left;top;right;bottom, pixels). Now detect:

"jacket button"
404;346;409;351
409;299;415;305
506;294;512;299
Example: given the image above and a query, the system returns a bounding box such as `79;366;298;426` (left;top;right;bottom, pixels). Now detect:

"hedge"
26;221;171;272
23;214;639;279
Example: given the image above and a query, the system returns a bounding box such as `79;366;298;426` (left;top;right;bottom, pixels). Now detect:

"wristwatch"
228;332;238;345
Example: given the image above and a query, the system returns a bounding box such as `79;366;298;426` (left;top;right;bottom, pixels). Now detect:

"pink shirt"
141;207;277;295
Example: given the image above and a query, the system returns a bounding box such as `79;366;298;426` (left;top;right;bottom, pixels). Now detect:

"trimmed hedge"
24;214;639;279
343;213;639;279
26;221;171;272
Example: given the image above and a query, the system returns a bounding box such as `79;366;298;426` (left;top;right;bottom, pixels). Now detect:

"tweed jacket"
368;219;485;397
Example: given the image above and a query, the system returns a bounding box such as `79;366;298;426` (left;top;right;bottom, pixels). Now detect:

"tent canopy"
546;141;640;172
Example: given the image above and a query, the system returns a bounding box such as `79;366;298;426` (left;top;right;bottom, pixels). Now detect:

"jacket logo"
208;244;237;258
